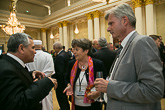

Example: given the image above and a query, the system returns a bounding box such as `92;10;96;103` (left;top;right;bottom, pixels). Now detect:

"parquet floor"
52;89;165;110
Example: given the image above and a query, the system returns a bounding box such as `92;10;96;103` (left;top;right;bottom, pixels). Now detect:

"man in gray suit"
94;3;164;110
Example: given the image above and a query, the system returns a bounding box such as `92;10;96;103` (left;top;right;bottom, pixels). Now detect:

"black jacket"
92;47;116;76
0;54;54;110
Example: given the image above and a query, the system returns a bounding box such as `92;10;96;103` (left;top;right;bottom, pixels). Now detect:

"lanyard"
79;73;86;92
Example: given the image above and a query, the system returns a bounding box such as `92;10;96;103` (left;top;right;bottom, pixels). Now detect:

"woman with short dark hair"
64;38;106;110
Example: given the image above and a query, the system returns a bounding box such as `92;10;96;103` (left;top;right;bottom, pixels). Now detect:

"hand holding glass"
96;71;104;102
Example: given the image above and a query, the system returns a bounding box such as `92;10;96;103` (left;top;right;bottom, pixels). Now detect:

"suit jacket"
92;47;116;76
0;54;54;110
52;50;70;86
107;32;164;110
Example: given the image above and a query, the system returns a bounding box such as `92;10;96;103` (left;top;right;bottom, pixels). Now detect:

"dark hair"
149;35;160;41
71;38;92;56
7;33;32;53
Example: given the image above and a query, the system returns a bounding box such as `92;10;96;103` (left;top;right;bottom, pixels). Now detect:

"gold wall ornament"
41;28;47;32
93;10;101;18
58;22;63;28
132;0;143;8
62;21;68;26
0;0;25;35
85;13;93;20
144;0;154;5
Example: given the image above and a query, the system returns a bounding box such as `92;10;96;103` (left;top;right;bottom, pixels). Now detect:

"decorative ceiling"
0;0;132;28
0;0;75;17
20;0;58;6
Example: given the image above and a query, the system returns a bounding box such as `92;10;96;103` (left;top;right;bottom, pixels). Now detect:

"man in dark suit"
92;37;116;110
0;33;57;110
92;39;99;53
52;42;70;110
92;37;116;77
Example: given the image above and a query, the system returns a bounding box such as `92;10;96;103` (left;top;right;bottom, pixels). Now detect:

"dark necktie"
109;46;123;74
25;66;29;71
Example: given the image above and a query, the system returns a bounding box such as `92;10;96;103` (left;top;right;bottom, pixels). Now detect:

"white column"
145;0;156;35
100;14;106;37
135;7;144;34
85;13;93;41
37;30;41;40
47;30;54;51
63;21;68;50
93;10;100;40
41;28;47;51
132;0;145;35
58;22;63;44
70;23;74;47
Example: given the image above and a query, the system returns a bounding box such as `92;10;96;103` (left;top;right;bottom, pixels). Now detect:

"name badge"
77;91;85;96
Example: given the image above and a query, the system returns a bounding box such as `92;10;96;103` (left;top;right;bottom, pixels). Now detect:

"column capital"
144;0;154;5
93;10;100;18
58;22;63;28
47;29;51;33
132;0;143;8
85;13;93;20
62;21;68;26
41;28;47;32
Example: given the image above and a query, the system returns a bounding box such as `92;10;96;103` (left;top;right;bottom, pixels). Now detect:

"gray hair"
105;3;136;28
7;33;32;53
53;42;63;49
98;37;107;47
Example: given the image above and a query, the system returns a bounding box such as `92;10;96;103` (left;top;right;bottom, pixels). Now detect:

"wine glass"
96;71;104;102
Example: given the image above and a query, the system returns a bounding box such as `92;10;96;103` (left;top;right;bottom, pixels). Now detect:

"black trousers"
75;101;102;110
56;82;70;110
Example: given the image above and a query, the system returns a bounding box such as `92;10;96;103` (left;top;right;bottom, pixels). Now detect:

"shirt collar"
58;49;63;54
121;30;136;48
7;53;25;68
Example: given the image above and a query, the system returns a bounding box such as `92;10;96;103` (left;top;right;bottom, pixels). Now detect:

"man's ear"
122;16;129;26
18;44;25;54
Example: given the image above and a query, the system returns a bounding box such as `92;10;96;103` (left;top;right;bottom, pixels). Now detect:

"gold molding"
144;0;154;5
41;28;47;32
58;22;62;28
62;21;68;26
93;10;100;18
85;13;93;20
132;0;143;8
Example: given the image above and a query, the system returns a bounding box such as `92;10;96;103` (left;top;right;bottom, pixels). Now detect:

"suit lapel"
3;55;33;85
112;31;139;79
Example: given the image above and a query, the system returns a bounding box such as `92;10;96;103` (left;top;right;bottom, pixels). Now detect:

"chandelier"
0;0;25;35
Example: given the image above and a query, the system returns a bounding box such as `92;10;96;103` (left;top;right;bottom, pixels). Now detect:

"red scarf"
70;56;94;110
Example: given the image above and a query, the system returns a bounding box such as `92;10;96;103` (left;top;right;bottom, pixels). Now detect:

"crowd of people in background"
0;3;165;110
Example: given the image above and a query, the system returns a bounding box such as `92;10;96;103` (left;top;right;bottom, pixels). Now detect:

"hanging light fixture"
0;0;25;35
50;33;54;39
74;24;79;34
92;0;110;4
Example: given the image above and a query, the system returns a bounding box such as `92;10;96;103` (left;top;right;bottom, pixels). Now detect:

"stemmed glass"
96;71;104;102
